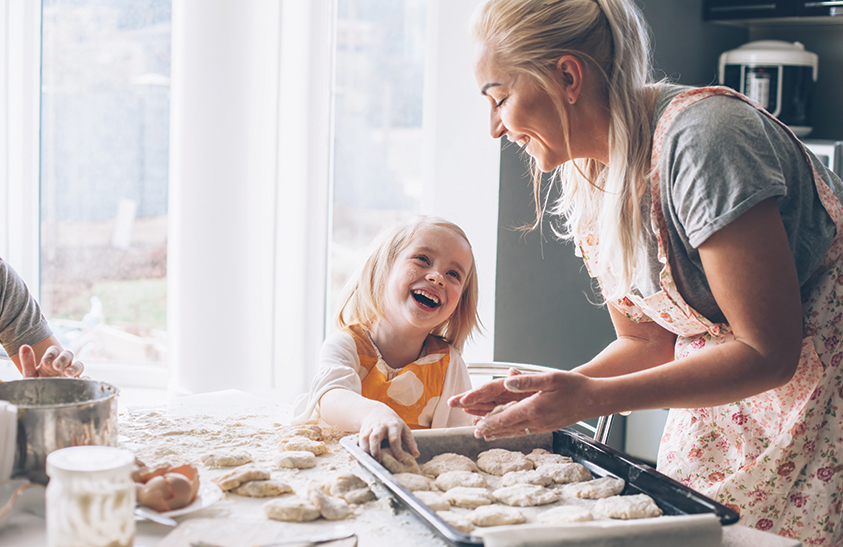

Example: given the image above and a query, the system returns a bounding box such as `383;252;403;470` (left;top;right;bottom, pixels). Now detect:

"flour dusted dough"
308;488;353;520
322;473;375;505
212;464;271;491
493;484;558;507
562;476;625;499
469;505;526;527
278;437;328;455
476;448;533;475
280;424;323;441
526;448;573;467
381;451;422;475
486;400;517;417
435;470;487;491
200;449;253;468
501;470;552;487
273;450;317;469
594;494;663;519
437;510;475;533
263;496;320;522
444;486;494;508
537;505;594;524
421;453;478;477
230;479;293;497
537;462;593;484
414;491;450;511
394;472;437;492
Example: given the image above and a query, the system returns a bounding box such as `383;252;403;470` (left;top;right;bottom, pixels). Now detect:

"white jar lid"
46;446;135;478
721;40;818;68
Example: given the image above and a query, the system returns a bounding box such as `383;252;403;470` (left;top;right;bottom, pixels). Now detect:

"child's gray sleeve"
0;259;53;358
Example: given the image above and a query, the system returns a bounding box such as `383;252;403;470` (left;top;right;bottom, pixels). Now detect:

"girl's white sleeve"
430;347;474;428
290;331;363;425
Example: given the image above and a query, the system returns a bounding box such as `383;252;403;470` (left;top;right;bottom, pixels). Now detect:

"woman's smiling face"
474;42;568;172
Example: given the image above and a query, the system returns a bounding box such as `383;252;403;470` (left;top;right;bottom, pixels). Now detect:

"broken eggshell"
133;461;200;512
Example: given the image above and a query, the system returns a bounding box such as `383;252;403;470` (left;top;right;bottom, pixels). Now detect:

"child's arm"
320;388;420;461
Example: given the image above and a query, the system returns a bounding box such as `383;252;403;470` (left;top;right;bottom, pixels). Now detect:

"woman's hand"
19;344;85;379
451;369;595;440
358;406;420;462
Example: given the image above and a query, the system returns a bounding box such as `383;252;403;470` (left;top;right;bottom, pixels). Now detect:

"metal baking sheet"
340;426;739;547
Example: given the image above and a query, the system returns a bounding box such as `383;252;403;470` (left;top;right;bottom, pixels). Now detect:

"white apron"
578;86;843;545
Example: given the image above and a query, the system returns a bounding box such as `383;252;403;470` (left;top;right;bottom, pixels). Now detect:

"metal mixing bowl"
0;378;119;485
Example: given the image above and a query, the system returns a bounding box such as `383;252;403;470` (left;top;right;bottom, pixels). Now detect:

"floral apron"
577;86;843;545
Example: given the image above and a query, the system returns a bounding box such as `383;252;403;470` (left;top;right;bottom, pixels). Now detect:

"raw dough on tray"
493;484;558;507
278;437;328;455
212;464;271;491
537;462;593;484
477;448;533;475
435;470;487;491
501;469;552;487
526;448;574;467
263;496;320;522
469;505;526;527
437;510;475;533
414;490;450;511
381;451;422;475
561;476;625;499
273;450;317;469
230;479;293;497
421;453;478;477
200;449;253;468
594;493;663;519
394;472;437;491
537;505;594;524
444;486;494;508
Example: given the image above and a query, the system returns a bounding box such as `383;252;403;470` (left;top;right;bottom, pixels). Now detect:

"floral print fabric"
579;87;843;545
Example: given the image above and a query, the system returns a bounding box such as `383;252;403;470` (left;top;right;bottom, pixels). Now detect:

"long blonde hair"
472;0;655;299
336;216;481;352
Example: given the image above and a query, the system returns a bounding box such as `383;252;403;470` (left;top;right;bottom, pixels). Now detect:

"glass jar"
46;446;136;547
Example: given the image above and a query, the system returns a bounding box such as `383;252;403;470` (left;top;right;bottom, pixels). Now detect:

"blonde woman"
449;0;843;543
293;216;480;460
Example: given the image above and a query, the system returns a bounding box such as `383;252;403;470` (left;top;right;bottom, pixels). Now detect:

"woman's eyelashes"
494;96;507;109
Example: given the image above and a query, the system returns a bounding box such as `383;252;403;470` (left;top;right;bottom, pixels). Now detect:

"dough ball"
322;473;375;504
342;487;376;505
525;448;573;467
501;470;552;487
230;479;293;498
414;490;450;511
476;449;533;476
212;464;271;491
537;505;594;524
279;424;323;441
486;400;517;417
420;453;477;477
437;510;475;533
443;487;493;508
493;484;558;507
199;450;253;468
308;488;353;520
263;496;320;522
593;493;663;519
381;451;422;475
469;505;526;527
537;462;593;484
561;476;625;500
278;437;328;455
435;470;487;491
273;450;317;469
394;473;437;492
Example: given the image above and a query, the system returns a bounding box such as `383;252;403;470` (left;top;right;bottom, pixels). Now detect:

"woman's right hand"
358;406;420;462
447;368;534;417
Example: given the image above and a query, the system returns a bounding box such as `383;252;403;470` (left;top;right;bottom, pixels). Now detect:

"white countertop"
0;390;801;547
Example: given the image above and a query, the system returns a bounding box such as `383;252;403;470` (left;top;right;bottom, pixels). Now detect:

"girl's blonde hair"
472;0;656;299
336;216;481;352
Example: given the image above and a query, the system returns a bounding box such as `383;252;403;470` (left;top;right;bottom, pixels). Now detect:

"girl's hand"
358;407;420;462
20;344;85;379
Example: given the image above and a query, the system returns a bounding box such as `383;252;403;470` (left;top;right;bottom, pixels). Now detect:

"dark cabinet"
704;0;843;20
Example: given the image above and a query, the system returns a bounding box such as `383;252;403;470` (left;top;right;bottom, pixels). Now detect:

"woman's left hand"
450;369;594;440
20;344;85;378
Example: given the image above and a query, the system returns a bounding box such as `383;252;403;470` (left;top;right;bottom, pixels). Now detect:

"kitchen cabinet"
703;0;843;20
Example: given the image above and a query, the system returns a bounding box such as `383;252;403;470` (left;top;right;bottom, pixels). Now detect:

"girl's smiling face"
382;225;473;335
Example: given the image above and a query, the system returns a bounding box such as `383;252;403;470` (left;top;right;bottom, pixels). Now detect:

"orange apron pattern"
577;86;843;544
345;324;450;430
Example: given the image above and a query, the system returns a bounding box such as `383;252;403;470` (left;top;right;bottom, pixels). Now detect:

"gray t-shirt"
634;84;843;323
0;259;52;357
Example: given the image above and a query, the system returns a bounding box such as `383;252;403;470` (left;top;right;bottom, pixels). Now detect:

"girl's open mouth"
412;290;441;309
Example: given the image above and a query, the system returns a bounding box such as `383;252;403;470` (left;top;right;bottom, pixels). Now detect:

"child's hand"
358;407;420;462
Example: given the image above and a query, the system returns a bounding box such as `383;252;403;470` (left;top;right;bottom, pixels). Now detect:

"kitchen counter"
0;390;801;547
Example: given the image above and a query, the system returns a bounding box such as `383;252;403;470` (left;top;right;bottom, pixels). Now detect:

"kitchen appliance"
802;139;843;178
719;40;818;136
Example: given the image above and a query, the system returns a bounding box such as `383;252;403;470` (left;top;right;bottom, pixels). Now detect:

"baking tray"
340;426;739;547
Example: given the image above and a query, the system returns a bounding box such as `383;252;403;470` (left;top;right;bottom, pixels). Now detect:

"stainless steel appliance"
802;139;843;178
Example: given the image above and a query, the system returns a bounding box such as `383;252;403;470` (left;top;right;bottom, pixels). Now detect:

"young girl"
292;216;480;460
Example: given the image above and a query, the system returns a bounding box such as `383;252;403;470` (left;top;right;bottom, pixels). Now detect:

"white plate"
139;482;223;519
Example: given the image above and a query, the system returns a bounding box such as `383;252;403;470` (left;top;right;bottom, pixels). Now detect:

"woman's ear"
556;55;584;105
